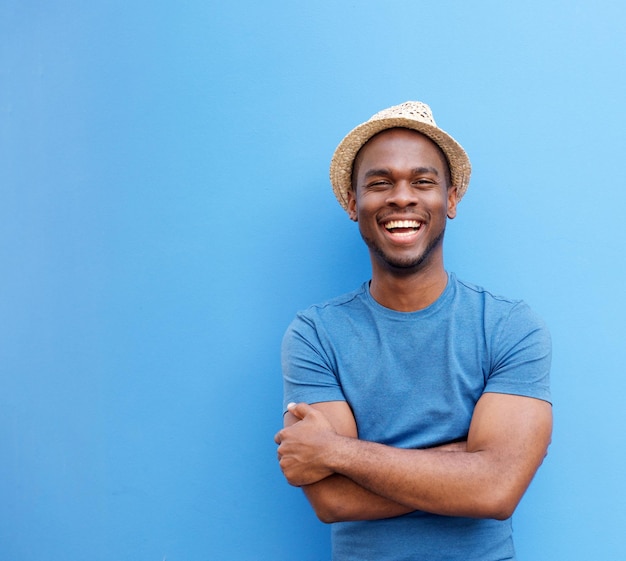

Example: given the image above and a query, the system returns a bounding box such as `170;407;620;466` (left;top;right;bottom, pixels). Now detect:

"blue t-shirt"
282;273;551;561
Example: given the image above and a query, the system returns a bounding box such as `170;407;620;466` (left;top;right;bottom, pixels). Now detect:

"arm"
276;392;552;521
282;401;413;522
277;400;466;523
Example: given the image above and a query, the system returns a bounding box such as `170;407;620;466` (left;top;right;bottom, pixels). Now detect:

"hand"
274;402;340;487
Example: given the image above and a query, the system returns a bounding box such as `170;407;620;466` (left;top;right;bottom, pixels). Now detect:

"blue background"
1;1;625;559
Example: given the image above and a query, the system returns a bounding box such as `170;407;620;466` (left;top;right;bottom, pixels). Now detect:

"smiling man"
275;101;552;561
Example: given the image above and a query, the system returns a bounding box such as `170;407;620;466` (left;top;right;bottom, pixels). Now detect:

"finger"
274;430;282;445
287;401;314;420
286;402;300;419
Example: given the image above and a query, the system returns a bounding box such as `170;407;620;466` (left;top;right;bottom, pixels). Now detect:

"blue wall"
1;1;625;559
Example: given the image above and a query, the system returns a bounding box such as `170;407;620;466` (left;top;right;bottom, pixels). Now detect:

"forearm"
328;394;552;522
277;402;497;519
278;396;552;521
302;473;414;523
328;437;512;519
301;441;467;523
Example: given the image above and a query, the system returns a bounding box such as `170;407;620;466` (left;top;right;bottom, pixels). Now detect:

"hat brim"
330;117;471;210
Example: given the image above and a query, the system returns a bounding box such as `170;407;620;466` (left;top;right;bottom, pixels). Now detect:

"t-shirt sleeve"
281;312;347;412
484;301;552;403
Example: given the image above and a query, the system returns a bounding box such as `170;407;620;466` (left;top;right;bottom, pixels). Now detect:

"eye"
367;179;392;189
413;178;436;187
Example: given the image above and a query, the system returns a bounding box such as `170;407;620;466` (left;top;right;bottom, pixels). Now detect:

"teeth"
385;220;421;230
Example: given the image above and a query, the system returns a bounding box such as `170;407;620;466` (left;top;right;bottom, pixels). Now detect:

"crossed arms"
274;393;552;523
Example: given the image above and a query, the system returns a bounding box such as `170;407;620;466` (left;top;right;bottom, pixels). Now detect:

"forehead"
354;128;447;170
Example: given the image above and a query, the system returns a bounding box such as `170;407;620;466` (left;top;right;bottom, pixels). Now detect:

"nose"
386;180;417;207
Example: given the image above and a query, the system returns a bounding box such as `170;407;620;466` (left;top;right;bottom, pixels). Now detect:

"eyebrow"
363;166;441;179
362;168;392;179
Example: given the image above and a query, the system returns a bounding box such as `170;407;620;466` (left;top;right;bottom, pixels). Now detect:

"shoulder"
294;283;369;323
450;274;550;340
453;275;520;307
282;283;369;343
452;275;540;316
281;283;372;370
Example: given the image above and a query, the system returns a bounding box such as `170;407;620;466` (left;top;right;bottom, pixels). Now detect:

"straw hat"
329;101;472;211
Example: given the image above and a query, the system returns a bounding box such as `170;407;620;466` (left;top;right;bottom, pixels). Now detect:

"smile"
383;219;423;236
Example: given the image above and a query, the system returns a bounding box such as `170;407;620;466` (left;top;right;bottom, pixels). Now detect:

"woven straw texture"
329;101;472;210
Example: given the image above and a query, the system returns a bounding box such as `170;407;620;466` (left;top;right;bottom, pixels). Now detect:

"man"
274;101;552;560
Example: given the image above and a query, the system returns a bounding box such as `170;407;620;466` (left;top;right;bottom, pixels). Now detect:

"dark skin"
275;129;552;522
347;128;457;311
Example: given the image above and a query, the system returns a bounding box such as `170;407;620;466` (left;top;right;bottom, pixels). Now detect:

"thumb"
287;401;314;420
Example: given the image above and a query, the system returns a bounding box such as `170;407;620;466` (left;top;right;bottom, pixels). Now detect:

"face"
348;128;458;275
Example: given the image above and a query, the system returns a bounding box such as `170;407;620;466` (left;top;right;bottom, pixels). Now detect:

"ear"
447;185;459;219
347;189;358;222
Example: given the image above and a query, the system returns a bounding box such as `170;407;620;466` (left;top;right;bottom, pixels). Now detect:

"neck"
369;263;449;312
